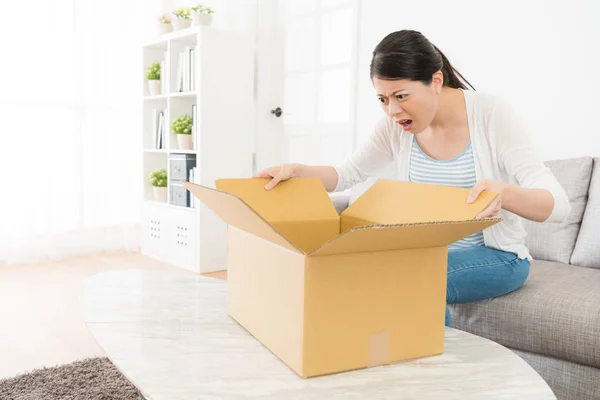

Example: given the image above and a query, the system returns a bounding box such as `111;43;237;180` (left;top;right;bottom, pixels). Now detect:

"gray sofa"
330;156;600;400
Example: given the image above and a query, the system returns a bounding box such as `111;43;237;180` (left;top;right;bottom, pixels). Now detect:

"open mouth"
397;119;413;130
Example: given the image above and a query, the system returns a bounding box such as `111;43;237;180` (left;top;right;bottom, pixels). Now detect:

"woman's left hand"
467;180;508;219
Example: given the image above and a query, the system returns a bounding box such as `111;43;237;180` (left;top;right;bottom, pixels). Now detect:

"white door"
255;0;360;172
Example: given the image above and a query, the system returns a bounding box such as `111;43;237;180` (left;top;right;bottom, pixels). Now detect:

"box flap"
308;218;501;257
342;179;498;226
215;178;341;252
215;178;339;223
182;182;301;253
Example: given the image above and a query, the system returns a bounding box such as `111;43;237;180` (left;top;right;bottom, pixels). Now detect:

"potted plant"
157;14;172;35
192;4;214;27
149;169;168;202
172;7;192;30
172;114;193;150
145;62;161;96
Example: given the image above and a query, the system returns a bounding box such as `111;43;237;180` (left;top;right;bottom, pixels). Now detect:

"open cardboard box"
183;178;501;378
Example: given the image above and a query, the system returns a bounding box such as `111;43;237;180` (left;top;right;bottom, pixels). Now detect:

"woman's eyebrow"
377;89;408;97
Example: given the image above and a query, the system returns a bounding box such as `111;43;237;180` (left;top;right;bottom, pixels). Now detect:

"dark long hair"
370;30;475;90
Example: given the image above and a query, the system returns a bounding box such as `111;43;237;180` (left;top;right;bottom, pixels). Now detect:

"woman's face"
373;72;443;134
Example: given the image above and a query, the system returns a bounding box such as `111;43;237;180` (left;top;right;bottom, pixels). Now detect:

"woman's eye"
378;97;387;103
396;94;407;100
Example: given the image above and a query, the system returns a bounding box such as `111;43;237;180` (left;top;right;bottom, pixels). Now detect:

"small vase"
153;186;167;203
148;80;161;96
192;12;213;27
157;23;172;35
172;18;191;31
176;134;193;150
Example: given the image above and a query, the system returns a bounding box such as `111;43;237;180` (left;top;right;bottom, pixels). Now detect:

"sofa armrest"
329;192;350;215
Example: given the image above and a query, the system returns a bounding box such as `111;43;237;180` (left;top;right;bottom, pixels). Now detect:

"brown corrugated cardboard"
215;178;340;252
183;177;502;378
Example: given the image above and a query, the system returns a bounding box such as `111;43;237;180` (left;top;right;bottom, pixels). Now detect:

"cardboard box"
183;178;501;378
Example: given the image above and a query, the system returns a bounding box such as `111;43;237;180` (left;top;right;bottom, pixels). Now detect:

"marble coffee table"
82;270;556;400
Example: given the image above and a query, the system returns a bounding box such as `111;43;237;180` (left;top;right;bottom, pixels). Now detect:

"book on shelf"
157;111;164;149
177;52;184;92
185;46;190;92
152;108;166;149
176;46;196;92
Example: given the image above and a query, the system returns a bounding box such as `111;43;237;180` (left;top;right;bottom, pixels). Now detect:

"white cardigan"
333;89;571;260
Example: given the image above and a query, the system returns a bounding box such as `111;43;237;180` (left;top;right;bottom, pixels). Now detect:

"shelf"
169;149;197;154
144;94;168;101
143;26;205;48
170;91;197;98
144;149;168;153
145;199;196;213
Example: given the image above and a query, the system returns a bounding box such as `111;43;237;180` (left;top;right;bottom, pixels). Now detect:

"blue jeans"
445;246;530;327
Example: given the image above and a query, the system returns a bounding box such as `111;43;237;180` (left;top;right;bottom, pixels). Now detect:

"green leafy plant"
172;114;193;134
191;3;214;13
173;7;192;19
145;62;160;80
148;169;167;187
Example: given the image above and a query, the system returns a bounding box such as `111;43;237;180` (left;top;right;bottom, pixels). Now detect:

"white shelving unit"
141;26;255;273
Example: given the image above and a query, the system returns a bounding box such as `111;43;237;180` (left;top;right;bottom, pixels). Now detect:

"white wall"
356;0;600;160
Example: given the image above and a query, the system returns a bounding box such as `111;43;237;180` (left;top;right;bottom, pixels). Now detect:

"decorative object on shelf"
172;114;193;150
191;4;215;27
146;62;161;96
149;169;168;202
172;7;192;31
157;14;172;35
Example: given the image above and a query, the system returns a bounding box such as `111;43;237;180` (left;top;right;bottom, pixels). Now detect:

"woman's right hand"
253;163;300;190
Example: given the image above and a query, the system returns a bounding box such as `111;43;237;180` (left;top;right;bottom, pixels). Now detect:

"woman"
255;30;571;327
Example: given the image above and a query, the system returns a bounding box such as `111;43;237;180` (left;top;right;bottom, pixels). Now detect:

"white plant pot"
172;18;191;31
153;186;167;203
148;80;161;96
192;12;213;27
157;23;172;35
176;134;193;150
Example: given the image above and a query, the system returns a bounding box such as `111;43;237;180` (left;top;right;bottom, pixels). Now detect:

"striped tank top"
408;135;484;249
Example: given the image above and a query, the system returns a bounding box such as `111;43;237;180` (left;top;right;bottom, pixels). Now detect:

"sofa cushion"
522;157;593;264
450;260;600;369
571;157;600;268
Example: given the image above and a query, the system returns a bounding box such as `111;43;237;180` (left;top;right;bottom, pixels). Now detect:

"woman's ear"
432;70;444;94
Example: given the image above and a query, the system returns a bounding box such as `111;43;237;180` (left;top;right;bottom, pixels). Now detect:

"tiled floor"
0;251;224;380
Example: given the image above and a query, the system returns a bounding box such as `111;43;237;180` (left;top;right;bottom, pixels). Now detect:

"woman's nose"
388;100;403;116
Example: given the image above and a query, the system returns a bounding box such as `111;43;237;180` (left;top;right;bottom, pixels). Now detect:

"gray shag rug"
0;357;143;400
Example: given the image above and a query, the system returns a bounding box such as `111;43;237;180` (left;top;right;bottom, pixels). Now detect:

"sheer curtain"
0;0;160;264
